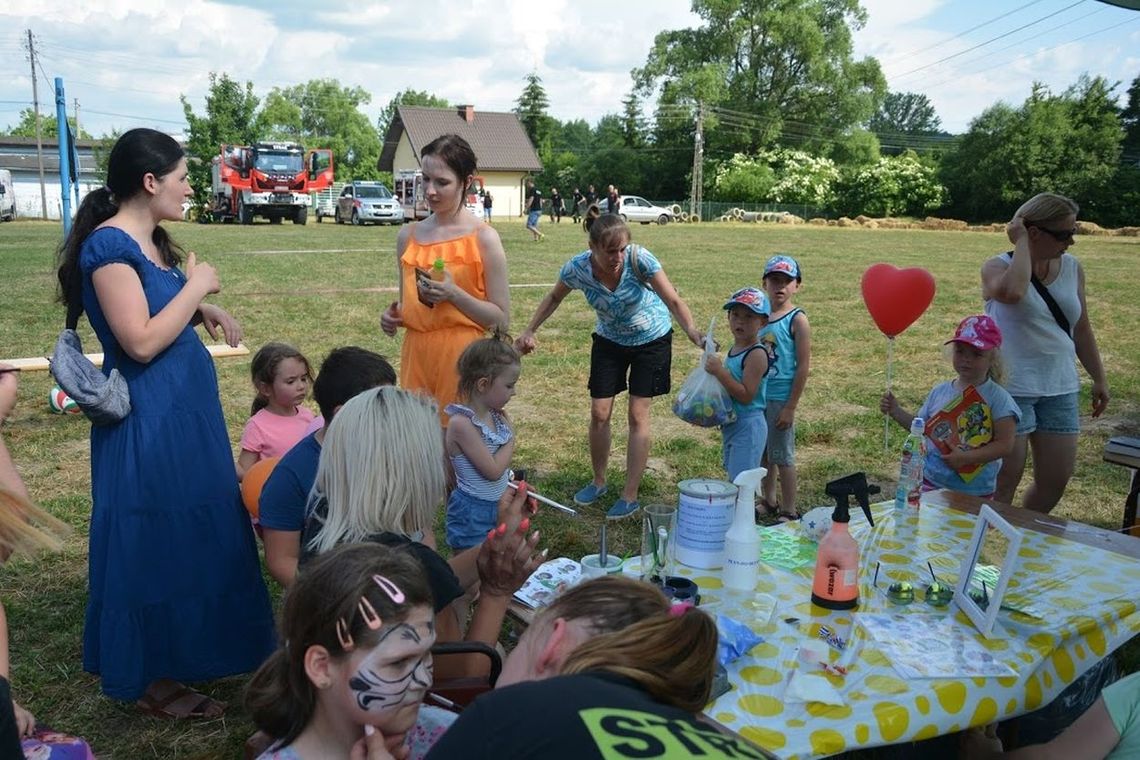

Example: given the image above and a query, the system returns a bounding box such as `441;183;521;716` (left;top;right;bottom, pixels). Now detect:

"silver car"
617;195;672;225
336;181;402;225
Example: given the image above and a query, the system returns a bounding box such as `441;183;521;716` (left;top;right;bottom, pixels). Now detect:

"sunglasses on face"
1029;224;1076;242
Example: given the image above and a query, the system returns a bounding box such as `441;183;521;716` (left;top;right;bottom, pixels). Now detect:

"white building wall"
10;178;100;220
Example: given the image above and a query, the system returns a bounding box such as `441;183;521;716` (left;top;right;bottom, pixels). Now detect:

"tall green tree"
620;92;645;148
1122;72;1140;158
376;88;450;138
3;109;91;139
181;72;260;205
514;72;553;152
634;0;886;158
940;76;1123;223
868;92;942;136
256;79;380;181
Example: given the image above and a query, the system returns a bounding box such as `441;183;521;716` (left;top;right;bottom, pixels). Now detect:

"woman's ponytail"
56;187;119;320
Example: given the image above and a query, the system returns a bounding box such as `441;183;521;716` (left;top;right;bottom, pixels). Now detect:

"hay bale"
863;220;879;229
1076;220;1109;236
779;214;804;224
1117;226;1140;237
855;215;871;225
921;217;968;231
837;217;855;227
808;217;828;226
827;219;838;226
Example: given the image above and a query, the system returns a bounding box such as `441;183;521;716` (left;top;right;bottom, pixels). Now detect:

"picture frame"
953;504;1023;638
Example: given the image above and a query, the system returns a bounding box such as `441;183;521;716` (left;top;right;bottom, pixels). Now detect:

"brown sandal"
137;679;226;720
776;511;799;523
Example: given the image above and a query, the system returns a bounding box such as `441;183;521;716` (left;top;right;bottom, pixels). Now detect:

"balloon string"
885;336;894;452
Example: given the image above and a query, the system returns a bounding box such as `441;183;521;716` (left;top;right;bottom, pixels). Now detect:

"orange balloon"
241;457;280;519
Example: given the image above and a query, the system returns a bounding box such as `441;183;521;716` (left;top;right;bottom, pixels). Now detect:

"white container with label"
675;478;738;569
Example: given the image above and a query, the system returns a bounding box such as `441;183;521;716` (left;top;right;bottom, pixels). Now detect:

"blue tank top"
760;308;801;402
725;344;772;417
444;404;513;500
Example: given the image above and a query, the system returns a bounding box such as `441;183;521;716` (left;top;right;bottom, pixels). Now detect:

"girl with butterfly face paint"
246;544;436;760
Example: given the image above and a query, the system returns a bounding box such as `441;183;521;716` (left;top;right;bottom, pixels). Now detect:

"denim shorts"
764;400;796;466
527;210;541;227
722;411;769;482
1012;392;1079;436
445;489;500;551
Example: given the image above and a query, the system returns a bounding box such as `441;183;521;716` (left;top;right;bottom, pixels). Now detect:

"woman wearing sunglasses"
981;192;1109;513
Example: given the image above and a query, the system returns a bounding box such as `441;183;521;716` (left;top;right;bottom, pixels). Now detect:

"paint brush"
0;367;21;375
599;524;608;567
927;561;938;584
506;480;579;516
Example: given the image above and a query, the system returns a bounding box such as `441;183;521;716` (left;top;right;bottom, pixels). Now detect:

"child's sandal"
776;511;799;523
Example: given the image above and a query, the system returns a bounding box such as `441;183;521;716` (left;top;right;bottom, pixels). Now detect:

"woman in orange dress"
380;135;510;422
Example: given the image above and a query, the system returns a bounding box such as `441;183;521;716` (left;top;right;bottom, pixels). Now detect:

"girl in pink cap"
880;315;1021;498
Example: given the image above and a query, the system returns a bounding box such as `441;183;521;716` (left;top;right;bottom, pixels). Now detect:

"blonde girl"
301;386;543;681
880;315;1021;498
444;337;520;551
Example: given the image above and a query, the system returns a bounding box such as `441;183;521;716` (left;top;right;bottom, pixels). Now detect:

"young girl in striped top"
444;337;520;552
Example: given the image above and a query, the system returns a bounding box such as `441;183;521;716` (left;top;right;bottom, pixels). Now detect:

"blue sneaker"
573;482;608;506
606;499;641;521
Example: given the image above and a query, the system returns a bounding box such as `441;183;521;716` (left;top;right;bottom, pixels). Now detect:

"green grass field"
0;217;1137;758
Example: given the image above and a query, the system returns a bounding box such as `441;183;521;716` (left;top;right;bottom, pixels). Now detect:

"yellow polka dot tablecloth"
674;496;1140;759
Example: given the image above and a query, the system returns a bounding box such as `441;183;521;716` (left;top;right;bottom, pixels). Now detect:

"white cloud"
1;0;1133;140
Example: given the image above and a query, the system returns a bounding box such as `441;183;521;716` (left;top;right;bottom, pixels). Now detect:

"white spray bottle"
722;466;768;592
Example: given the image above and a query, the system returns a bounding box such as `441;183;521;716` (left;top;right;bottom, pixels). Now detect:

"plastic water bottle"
894;417;926;509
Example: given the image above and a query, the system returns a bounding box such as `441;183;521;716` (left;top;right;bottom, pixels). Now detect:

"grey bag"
49;329;131;426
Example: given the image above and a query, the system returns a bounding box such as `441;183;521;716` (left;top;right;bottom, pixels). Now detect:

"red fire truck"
209;142;334;224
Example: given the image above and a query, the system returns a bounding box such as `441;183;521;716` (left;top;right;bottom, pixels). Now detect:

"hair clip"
372;575;406;604
335;618;355;652
358;598;383;630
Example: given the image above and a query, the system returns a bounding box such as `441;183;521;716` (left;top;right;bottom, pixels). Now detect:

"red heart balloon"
861;264;936;337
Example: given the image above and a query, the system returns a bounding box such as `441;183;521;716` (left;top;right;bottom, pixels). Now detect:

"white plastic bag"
672;317;736;427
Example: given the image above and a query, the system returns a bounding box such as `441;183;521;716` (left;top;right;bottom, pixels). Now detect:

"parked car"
0;169;16;222
335;181;402;225
616;195;672;224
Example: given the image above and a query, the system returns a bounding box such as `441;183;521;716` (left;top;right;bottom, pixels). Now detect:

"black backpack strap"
1003;251;1072;340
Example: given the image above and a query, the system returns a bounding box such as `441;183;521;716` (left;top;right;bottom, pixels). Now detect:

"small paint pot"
663;576;700;604
887;582;915;605
924;583;953;607
580;554;625;580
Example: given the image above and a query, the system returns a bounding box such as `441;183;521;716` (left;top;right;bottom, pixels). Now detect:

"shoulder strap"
627;244;650;288
1003;251;1072;340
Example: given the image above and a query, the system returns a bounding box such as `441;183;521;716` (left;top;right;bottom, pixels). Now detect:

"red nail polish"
520;518;530;532
497;523;507;535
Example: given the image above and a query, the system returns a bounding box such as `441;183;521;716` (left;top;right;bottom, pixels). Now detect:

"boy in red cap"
880;315;1021;498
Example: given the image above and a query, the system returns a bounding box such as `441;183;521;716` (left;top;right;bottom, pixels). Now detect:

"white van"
0;170;14;222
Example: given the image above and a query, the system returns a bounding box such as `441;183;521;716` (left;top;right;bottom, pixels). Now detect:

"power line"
886;0;1089;80
893;5;1108;87
880;0;1048;65
919;14;1140;92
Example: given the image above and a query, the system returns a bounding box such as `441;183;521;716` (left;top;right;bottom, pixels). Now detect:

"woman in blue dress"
56;129;275;718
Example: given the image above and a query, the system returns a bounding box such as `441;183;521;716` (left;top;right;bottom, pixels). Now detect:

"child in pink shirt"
237;342;314;480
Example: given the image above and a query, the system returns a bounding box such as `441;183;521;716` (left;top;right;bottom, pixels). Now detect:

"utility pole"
689;103;704;222
25;29;48;220
73;97;80;139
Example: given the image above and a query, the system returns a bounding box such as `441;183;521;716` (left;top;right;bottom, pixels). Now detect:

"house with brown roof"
379;104;541;219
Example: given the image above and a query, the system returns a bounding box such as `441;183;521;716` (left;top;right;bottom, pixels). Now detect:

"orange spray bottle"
810;473;878;610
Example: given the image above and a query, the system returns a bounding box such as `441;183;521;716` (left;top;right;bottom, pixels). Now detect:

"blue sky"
0;0;1137;140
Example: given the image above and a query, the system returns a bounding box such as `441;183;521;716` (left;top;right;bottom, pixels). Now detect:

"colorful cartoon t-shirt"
916;379;1020;496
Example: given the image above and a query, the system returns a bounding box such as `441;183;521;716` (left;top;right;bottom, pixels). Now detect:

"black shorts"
588;330;673;399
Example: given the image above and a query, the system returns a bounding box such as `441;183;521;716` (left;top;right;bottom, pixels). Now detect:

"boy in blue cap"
759;254;811;521
705;287;775;481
